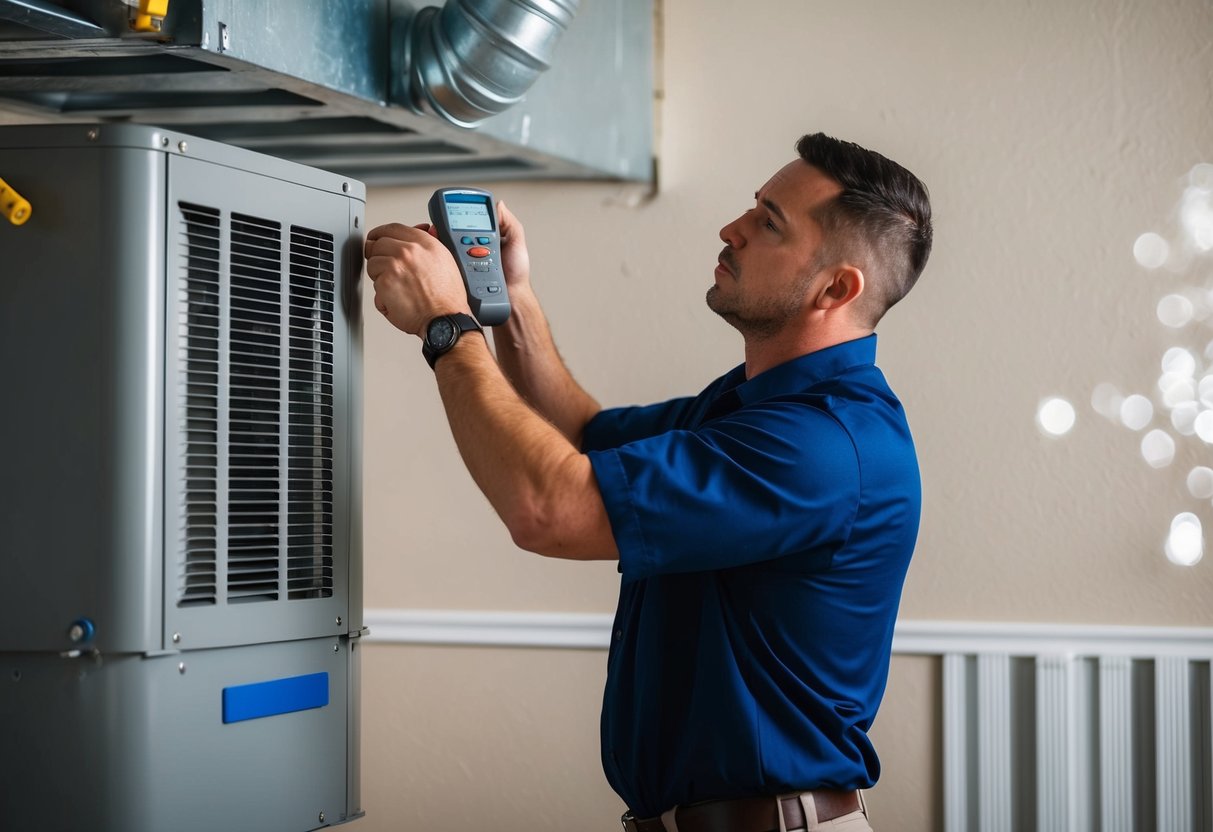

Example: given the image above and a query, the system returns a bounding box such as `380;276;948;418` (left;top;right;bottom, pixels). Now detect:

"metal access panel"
1;636;360;832
0;122;365;831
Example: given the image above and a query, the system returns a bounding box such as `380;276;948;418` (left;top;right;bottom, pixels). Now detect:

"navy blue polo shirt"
582;334;920;818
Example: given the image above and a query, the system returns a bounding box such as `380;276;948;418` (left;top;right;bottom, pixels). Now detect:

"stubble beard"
706;265;813;341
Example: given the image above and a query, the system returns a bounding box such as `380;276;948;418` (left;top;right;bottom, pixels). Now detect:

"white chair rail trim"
363;609;1213;657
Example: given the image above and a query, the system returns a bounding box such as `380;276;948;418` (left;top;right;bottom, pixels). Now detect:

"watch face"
427;317;457;350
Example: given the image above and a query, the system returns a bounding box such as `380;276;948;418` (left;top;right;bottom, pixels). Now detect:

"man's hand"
364;222;471;335
497;201;532;293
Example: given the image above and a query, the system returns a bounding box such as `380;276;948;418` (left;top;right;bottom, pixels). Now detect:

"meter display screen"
443;194;494;231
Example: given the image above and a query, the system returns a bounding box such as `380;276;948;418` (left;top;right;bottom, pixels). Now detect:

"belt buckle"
620;812;635;832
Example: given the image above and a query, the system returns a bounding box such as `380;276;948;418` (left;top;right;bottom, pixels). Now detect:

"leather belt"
621;791;862;832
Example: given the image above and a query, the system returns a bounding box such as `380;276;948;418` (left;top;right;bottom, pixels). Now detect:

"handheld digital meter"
428;187;510;326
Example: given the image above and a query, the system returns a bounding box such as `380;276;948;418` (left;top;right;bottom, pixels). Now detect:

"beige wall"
360;648;939;832
359;0;1213;828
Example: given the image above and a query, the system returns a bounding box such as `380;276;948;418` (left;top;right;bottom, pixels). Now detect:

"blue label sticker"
222;672;329;724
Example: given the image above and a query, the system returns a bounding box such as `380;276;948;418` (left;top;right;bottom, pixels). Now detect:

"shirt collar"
723;334;879;406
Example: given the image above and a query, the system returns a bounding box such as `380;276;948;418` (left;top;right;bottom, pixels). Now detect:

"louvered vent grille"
227;213;283;603
177;203;221;605
287;227;335;599
176;204;340;609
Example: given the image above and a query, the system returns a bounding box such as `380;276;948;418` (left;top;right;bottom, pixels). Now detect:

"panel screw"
68;624;85;642
178;662;186;674
335;616;342;626
333;643;339;653
161;136;169;147
178;141;188;153
319;811;326;823
172;633;181;644
86;128;98;141
342;182;349;193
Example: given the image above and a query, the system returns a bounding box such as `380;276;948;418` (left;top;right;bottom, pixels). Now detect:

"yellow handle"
0;175;32;226
133;0;169;32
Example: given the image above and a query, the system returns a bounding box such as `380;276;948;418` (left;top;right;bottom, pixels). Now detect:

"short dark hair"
796;133;933;324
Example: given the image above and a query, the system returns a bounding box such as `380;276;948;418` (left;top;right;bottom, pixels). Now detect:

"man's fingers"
364;233;433;266
366;222;430;243
497;200;525;243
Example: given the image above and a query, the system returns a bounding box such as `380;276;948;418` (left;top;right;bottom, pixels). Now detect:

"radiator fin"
286;226;335;599
177;202;221;606
227;212;283;603
946;652;1213;832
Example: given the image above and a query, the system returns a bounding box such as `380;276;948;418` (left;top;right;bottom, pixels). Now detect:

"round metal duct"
398;0;580;128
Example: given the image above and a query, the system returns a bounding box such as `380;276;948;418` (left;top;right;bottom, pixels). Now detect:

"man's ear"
815;265;865;310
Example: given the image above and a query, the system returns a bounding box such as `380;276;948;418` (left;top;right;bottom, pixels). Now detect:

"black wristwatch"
422;312;483;369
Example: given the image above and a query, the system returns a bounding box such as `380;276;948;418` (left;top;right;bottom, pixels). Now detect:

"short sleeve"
582;397;698;452
586;399;860;581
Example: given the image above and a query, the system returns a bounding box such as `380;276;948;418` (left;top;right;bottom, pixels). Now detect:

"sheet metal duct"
402;0;578;128
0;0;652;185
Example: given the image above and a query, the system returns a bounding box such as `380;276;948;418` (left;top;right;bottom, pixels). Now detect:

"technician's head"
796;132;933;327
711;133;932;339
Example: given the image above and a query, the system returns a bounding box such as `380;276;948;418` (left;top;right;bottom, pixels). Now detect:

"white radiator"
937;626;1213;832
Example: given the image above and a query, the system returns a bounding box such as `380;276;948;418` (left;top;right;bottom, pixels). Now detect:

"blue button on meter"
476;236;491;245
460;236;474;245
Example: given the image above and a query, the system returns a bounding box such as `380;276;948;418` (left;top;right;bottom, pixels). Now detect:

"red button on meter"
467;246;491;258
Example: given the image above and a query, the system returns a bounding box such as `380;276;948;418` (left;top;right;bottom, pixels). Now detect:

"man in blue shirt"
365;132;932;832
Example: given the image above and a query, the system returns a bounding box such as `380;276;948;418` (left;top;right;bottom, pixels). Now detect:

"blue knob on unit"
68;618;95;644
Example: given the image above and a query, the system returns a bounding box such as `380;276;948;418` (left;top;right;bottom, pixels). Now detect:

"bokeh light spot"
1181;187;1213;251
1119;394;1154;430
1162;377;1197;409
1187;467;1213;500
1157;294;1195;327
1141;429;1176;468
1133;232;1170;269
1171;402;1199;435
1036;397;1076;437
1196;410;1213;443
1091;382;1124;420
1161;347;1197;376
1165;512;1203;566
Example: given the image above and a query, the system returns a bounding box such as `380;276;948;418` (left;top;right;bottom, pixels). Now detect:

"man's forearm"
432;333;618;561
493;286;601;446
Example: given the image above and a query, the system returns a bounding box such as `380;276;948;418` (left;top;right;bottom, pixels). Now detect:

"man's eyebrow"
755;191;787;224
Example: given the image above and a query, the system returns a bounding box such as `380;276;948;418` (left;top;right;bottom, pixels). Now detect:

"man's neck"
742;322;872;379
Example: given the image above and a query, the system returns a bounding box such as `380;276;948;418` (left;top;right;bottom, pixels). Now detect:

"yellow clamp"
0;175;32;226
133;0;170;33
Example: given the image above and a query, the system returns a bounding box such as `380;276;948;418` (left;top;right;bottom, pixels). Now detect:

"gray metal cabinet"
0;123;365;832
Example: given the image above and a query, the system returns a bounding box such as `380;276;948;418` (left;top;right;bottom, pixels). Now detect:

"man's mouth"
717;249;737;278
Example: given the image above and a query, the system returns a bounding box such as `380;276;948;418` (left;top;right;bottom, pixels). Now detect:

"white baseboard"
365;609;615;649
364;608;1213;658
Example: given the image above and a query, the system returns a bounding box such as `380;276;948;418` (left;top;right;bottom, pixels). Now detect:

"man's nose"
719;216;745;248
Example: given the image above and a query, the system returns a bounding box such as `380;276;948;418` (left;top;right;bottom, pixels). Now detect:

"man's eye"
765;219;778;232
